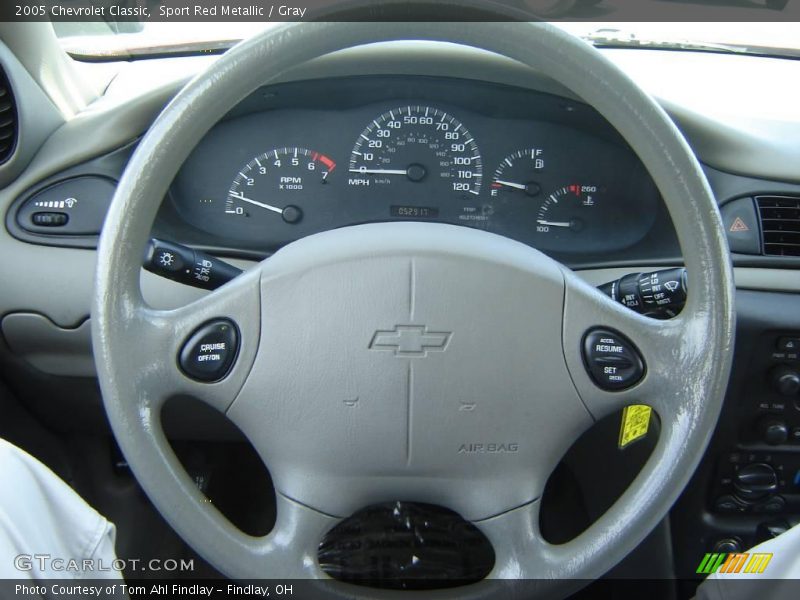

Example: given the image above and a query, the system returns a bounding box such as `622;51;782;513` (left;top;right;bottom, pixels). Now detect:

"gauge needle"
537;219;571;228
494;179;527;190
228;192;283;214
349;168;409;175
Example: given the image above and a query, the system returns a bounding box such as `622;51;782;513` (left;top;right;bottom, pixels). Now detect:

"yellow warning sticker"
618;405;652;449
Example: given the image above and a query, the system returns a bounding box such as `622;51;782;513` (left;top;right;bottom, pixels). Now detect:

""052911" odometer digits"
347;106;483;197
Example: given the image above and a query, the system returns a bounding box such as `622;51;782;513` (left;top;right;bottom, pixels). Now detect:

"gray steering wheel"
93;22;734;596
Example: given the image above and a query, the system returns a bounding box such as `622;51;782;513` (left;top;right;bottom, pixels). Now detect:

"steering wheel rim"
93;22;734;595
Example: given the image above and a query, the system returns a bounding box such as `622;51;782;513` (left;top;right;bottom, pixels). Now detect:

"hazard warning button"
720;196;761;255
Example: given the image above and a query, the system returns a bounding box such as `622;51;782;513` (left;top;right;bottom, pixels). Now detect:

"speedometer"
347;106;483;196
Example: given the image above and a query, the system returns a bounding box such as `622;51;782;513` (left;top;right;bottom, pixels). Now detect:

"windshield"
56;21;800;60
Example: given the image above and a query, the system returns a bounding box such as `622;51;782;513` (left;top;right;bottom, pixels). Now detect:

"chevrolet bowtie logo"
369;325;452;357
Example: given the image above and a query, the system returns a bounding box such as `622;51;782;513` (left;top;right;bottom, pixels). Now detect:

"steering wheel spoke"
472;501;599;595
561;270;699;423
114;266;262;416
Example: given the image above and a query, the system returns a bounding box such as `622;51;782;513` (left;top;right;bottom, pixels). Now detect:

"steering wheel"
93;22;734;596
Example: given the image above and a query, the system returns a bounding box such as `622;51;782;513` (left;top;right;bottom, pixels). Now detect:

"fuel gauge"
490;148;545;198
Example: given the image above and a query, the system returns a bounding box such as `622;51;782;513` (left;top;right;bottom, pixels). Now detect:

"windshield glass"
56;21;800;60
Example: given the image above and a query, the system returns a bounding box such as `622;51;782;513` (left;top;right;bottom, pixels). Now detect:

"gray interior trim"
0;40;64;188
0;23;98;116
1;313;94;377
732;267;800;293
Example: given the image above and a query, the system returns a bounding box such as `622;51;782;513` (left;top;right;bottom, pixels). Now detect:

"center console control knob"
734;463;778;501
771;366;800;397
759;418;789;445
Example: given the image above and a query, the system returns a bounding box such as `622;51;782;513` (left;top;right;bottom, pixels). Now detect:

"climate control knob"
734;463;778;501
759;418;789;445
771;366;800;396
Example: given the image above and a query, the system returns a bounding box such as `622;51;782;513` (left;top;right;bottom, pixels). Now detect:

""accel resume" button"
582;329;645;391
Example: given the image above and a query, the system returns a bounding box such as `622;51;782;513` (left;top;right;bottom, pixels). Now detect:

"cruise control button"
593;355;634;369
583;329;645;391
179;320;239;382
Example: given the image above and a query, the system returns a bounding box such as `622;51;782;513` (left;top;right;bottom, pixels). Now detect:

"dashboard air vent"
0;66;18;164
756;195;800;257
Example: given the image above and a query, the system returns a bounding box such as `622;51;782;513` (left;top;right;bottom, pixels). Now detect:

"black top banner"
5;0;800;22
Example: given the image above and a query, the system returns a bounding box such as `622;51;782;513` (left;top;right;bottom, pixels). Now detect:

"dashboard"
168;77;674;265
2;28;800;590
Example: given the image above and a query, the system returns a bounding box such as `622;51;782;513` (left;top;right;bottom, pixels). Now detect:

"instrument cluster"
168;77;668;263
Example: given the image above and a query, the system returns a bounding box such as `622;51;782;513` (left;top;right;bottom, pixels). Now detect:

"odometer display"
348;106;483;196
390;205;440;219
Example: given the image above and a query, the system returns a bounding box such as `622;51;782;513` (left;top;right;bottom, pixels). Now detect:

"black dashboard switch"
720;196;761;255
179;320;239;382
582;329;645;391
637;268;687;314
770;366;800;396
598;268;687;318
712;538;742;554
144;238;242;291
753;496;785;514
31;212;69;227
150;242;189;274
733;463;778;501
759;418;789;445
777;337;800;352
713;495;745;514
17;176;116;236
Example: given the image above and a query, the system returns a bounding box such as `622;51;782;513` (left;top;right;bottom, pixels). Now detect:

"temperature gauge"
536;184;600;235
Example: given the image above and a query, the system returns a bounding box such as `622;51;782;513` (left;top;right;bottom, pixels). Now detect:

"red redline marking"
306;150;336;176
316;153;337;173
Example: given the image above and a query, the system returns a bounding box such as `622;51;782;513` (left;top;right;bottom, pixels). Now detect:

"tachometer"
348;106;482;196
227;147;335;224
